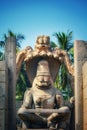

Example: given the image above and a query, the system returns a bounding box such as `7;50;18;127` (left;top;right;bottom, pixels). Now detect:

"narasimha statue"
17;35;74;130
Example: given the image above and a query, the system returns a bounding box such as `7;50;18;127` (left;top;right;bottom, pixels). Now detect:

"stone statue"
18;60;70;129
17;35;74;130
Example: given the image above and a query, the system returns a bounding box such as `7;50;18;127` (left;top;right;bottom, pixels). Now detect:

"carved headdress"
16;35;74;84
25;36;61;84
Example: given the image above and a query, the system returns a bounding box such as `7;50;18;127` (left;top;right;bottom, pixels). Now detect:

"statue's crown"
36;35;50;44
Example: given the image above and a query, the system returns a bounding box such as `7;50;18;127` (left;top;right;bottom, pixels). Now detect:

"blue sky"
0;0;87;49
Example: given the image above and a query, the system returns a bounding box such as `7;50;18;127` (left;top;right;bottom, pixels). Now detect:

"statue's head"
33;60;53;89
35;35;51;50
26;36;60;84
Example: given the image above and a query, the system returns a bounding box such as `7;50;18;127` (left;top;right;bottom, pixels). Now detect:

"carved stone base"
17;128;64;130
17;128;48;130
17;127;65;130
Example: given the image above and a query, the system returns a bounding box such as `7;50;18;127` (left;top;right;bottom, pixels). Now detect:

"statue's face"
35;75;52;89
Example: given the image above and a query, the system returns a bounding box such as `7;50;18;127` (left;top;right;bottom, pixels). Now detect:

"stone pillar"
5;37;16;130
0;61;7;130
74;40;87;130
82;61;87;130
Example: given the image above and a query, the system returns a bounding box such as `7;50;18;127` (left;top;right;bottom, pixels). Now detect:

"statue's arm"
21;89;33;109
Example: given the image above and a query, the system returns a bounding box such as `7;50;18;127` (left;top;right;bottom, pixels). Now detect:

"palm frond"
53;32;62;48
16;34;25;48
3;34;7;41
53;31;73;51
8;30;15;37
67;31;73;41
5;30;25;48
50;41;57;48
0;41;5;47
16;34;25;42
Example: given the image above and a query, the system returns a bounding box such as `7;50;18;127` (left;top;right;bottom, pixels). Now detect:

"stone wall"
74;40;87;130
0;61;7;130
82;61;87;130
0;60;22;130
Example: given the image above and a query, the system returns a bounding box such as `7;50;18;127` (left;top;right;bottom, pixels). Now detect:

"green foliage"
50;41;57;49
3;30;25;48
52;30;74;100
0;30;25;51
0;51;5;60
16;62;31;100
0;41;5;48
68;47;74;63
53;30;73;51
61;87;73;100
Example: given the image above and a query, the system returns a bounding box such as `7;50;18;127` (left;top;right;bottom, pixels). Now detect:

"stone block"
0;83;5;96
83;111;87;124
0;127;3;130
0;110;5;129
0;71;6;82
0;61;6;71
5;36;16;52
83;98;87;111
0;97;5;109
5;124;8;130
83;61;87;89
83;87;87;99
5;109;8;123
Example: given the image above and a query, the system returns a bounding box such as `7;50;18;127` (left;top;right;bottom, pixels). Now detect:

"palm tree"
0;30;25;48
53;30;73;50
53;30;74;62
0;30;25;59
51;30;74;100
